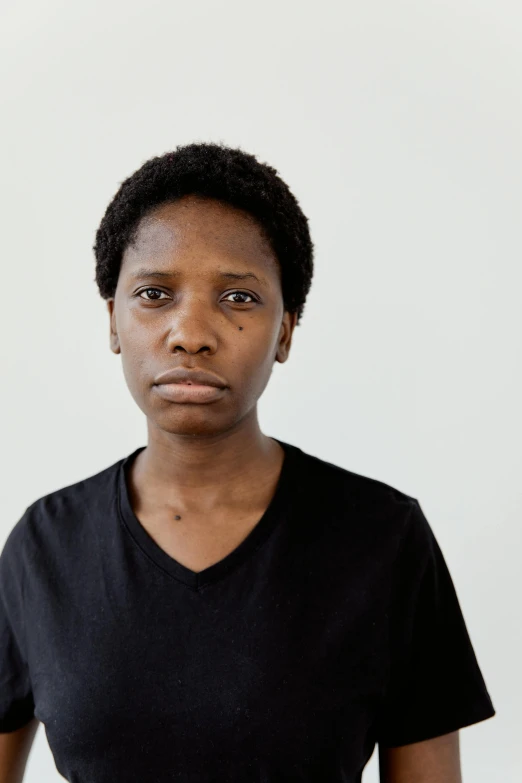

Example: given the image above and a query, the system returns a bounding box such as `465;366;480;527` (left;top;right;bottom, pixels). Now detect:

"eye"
223;291;256;304
135;288;257;305
137;288;170;301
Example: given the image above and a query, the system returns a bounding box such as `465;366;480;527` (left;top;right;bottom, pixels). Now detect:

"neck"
134;409;281;494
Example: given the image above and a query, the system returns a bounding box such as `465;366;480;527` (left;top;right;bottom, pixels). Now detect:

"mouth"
153;382;227;404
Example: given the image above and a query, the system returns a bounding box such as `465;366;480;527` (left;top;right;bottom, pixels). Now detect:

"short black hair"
93;142;314;324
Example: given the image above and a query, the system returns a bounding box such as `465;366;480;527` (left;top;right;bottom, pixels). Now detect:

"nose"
165;295;219;355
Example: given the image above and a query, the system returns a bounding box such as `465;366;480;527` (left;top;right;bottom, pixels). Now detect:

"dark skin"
107;195;296;574
104;194;462;783
378;733;462;783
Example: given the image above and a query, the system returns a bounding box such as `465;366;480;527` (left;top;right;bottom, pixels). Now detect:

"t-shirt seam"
19;507;37;698
378;697;496;746
117;443;300;593
118;474;295;593
116;495;202;591
0;508;35;728
4;511;29;662
375;497;427;729
195;500;293;594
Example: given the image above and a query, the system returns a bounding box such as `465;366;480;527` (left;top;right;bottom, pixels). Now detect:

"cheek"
236;321;278;361
233;325;280;391
118;332;154;396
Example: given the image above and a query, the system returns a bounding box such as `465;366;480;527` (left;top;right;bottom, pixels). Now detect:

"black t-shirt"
0;439;495;782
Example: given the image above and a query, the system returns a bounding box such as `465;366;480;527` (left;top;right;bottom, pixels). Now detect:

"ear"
106;299;121;355
275;310;298;364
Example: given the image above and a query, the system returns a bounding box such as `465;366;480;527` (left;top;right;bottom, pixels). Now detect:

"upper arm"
378;730;461;783
373;500;495;751
0;718;39;783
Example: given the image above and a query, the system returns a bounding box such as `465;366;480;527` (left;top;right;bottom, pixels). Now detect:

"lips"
153;367;228;389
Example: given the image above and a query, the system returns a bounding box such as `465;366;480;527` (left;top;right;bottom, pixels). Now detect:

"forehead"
122;196;279;274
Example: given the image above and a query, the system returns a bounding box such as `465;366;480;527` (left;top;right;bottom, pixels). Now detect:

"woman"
0;142;495;782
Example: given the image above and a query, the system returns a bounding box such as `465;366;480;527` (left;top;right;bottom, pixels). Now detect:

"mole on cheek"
238;326;243;331
174;515;181;520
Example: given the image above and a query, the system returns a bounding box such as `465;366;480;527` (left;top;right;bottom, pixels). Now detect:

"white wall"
1;1;519;780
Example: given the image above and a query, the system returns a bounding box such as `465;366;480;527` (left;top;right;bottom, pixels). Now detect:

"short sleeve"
374;498;496;747
0;513;35;732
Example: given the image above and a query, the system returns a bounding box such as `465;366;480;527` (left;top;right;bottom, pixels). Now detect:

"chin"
151;409;240;439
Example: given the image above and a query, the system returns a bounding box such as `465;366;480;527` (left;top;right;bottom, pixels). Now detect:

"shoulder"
34;452;124;516
1;453;126;567
283;442;434;592
292;441;418;534
292;447;448;607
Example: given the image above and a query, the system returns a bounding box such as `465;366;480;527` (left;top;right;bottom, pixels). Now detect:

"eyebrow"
130;267;266;285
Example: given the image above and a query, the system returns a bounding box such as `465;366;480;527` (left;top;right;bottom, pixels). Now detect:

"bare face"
107;196;297;438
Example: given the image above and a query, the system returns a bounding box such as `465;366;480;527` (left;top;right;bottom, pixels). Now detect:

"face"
107;195;297;438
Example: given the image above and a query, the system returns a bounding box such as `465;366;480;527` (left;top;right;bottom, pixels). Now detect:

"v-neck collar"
117;438;301;591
